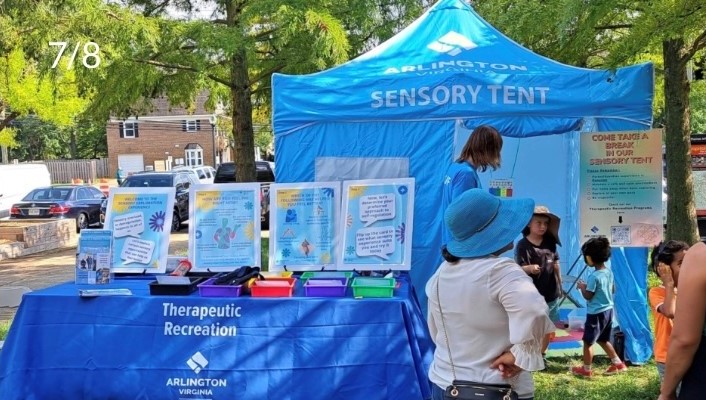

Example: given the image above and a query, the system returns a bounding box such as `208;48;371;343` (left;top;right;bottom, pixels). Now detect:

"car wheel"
171;210;181;232
76;213;89;232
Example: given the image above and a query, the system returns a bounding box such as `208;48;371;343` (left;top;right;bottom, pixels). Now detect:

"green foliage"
0;48;87;130
0;127;17;148
0;320;11;341
691;79;706;134
7;116;107;161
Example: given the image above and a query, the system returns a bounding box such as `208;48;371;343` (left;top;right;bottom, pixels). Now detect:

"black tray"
149;277;206;296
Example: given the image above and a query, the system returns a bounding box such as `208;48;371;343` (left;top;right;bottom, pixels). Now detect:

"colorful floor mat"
546;308;606;357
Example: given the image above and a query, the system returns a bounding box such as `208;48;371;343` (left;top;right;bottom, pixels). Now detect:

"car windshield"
23;188;71;201
216;164;235;177
122;176;173;187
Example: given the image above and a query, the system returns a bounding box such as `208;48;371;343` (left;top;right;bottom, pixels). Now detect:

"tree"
0;47;87;160
476;0;706;244
7;0;423;181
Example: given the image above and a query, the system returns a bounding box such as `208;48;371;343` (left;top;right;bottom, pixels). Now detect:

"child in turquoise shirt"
571;237;628;377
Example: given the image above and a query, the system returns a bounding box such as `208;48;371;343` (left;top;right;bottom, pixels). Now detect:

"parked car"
0;163;51;219
214;161;275;229
100;171;199;232
10;185;105;232
172;165;216;184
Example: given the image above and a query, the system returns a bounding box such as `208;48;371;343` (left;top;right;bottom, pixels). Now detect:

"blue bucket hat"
445;189;534;258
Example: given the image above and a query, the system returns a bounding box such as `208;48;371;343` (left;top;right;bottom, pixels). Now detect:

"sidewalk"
0;231;190;322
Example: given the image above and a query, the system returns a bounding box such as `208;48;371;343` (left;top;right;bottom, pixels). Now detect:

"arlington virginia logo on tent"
427;31;477;56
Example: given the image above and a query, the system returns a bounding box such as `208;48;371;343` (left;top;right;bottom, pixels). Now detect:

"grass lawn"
537;269;661;399
537;356;659;399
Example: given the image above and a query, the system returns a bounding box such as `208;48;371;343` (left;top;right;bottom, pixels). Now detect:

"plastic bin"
351;277;395;298
251;278;296;297
260;271;294;278
304;278;348;297
568;308;587;331
198;277;243;297
149;277;206;296
300;271;353;283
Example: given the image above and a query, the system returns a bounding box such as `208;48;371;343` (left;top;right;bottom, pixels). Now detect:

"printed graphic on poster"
489;179;514;197
76;229;113;284
340;178;415;270
268;182;340;271
104;187;175;273
579;129;663;247
188;183;261;271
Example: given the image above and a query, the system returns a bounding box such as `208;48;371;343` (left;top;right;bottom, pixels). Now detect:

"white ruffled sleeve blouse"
426;256;556;399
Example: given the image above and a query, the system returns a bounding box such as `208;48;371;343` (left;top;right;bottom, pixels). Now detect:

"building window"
119;121;139;138
183;120;201;132
185;143;203;166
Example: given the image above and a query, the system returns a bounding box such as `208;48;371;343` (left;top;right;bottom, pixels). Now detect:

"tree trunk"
226;1;256;183
230;48;256;182
663;39;699;244
70;129;78;159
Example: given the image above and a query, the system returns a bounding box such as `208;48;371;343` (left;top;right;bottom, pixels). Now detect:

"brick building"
107;93;230;175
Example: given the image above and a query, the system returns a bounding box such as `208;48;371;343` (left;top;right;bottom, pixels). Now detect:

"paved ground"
0;231;190;322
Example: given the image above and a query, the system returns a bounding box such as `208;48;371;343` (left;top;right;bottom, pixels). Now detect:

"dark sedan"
10;185;106;232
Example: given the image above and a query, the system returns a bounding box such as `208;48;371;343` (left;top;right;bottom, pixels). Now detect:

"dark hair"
649;240;689;274
581;237;611;264
441;245;461;263
456;125;503;172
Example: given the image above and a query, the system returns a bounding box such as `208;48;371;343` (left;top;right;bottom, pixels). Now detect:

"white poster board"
268;182;341;271
188;183;261;271
579;129;663;246
104;187;175;273
339;178;415;271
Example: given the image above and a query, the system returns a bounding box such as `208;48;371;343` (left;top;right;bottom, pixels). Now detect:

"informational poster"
268;182;340;271
340;178;415;270
188;183;261;272
104;187;175;273
579;129;663;247
489;179;514;197
75;229;113;284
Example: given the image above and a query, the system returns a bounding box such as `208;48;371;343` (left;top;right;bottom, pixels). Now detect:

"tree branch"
0;112;19;131
143;0;171;17
685;28;706;62
249;64;285;87
131;59;233;87
594;24;633;31
251;28;279;42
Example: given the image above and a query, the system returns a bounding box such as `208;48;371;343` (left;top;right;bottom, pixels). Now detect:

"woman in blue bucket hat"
426;189;555;400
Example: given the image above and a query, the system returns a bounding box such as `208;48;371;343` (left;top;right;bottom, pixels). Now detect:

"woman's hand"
657;393;677;400
490;351;522;379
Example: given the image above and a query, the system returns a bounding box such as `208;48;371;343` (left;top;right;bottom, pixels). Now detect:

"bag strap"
436;273;457;382
435;267;518;396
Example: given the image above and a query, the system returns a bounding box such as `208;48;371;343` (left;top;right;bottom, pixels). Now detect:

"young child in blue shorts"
571;237;627;377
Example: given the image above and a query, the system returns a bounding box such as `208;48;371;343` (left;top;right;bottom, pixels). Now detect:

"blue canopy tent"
272;0;654;363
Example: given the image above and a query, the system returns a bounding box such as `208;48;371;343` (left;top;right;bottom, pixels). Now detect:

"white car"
172;166;216;184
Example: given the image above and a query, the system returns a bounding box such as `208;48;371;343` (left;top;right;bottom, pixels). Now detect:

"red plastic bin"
251;278;296;297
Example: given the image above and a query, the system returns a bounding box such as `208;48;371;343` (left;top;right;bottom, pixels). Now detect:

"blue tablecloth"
0;277;433;400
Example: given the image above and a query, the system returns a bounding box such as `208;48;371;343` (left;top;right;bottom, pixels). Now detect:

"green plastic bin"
351;277;395;298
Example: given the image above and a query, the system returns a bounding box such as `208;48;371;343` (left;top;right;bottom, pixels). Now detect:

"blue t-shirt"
586;267;614;314
441;161;480;245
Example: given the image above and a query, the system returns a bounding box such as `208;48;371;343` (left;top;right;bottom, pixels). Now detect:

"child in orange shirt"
649;240;689;383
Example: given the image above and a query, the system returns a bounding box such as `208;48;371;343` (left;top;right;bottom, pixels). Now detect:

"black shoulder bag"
436;275;519;400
